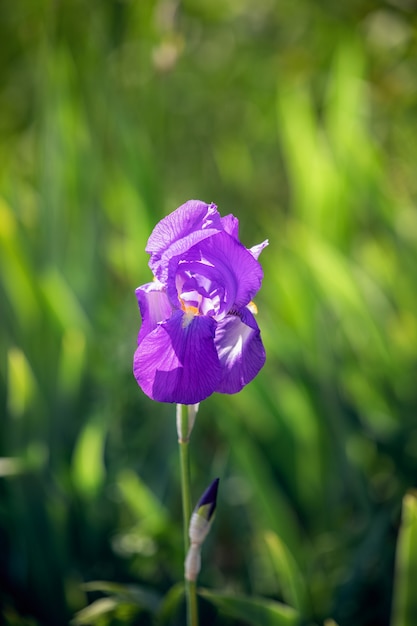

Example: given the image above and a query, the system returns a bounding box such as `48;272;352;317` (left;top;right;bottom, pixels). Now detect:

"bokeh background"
1;1;417;625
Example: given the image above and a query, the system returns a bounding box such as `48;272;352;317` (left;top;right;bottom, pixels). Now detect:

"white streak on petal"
249;239;269;260
214;308;266;394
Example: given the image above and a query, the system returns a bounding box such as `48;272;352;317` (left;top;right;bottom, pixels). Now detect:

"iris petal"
135;282;173;345
220;214;239;239
166;254;233;317
146;201;223;282
197;232;264;309
133;310;221;404
214;306;266;394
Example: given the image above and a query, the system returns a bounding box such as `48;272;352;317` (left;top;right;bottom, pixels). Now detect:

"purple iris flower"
133;200;268;404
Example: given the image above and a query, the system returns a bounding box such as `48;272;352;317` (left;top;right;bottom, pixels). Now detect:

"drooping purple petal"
133;310;222;404
135;281;173;345
146;201;224;283
197;231;264;309
214;306;266;394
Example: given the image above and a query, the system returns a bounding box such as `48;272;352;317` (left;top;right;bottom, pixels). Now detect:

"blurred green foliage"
1;0;417;625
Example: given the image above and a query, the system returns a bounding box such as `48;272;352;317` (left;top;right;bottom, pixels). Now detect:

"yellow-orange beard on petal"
181;302;200;328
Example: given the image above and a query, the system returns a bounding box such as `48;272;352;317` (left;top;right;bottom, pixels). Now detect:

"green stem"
177;404;199;626
188;580;198;626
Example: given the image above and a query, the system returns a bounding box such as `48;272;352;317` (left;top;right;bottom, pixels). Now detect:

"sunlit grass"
1;1;417;625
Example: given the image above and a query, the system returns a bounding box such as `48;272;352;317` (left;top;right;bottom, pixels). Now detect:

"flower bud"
185;544;201;583
185;478;219;582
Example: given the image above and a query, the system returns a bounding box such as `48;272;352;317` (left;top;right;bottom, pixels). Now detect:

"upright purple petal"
133;310;222;404
220;214;239;239
166;254;236;318
146;201;224;282
197;232;264;309
214;306;266;394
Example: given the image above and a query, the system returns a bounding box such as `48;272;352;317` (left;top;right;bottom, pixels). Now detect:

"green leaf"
264;531;307;613
7;346;37;419
116;469;169;535
71;417;107;497
81;580;161;613
71;597;139;626
40;267;91;335
156;583;185;625
199;589;301;626
391;491;417;626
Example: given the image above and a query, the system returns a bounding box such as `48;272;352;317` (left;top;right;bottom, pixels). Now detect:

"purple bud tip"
197;478;219;521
